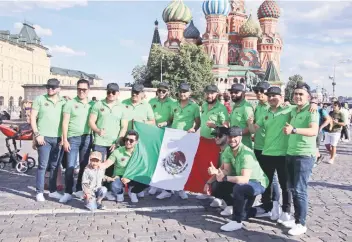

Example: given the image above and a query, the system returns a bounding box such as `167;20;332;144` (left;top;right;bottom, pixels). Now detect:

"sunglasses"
294;92;304;96
132;91;140;95
215;134;224;139
78;88;88;92
124;138;136;143
46;85;58;90
179;90;188;93
157;89;167;94
254;89;265;94
230;91;240;95
107;90;116;95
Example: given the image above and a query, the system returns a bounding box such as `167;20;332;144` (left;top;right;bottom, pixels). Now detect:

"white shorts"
324;132;340;146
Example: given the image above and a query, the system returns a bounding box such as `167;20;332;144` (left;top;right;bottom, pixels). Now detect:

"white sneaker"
129;192;138;203
73;191;84;199
137;191;145;198
156;190;172;199
178;190;188;199
148;187;158;195
196;194;210;200
328;159;334;164
48;191;63;200
105;191;115;201
116;194;124;202
220;221;243;231
210;198;223;207
282;219;296;228
36;193;45;202
277;212;291;224
255;207;271;218
220;206;233;216
288;224;307;236
59;193;72;203
270;201;281;221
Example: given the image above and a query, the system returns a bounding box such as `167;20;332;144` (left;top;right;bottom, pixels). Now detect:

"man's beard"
224;97;230;102
231;96;242;103
206;98;217;104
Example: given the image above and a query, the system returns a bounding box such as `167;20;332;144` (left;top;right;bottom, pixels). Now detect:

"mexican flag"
123;122;220;193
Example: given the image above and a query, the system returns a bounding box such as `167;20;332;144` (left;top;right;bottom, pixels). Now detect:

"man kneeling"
208;126;269;231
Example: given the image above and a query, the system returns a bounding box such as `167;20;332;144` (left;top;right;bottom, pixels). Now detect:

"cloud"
14;22;53;37
119;39;135;47
343;72;352;78
46;45;86;56
300;60;321;69
141;55;149;63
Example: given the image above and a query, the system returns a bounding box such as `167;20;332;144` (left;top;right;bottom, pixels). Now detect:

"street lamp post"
160;54;164;82
329;58;352;99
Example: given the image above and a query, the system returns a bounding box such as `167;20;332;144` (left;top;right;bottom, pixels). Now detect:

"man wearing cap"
122;84;155;130
282;83;319;235
228;83;254;149
208;126;268;231
148;82;175;196
200;84;229;139
59;79;95;203
156;83;200;200
248;86;293;223
30;78;67;202
89;83;128;200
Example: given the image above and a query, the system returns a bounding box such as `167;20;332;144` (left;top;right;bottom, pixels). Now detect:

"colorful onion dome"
162;0;192;24
184;20;200;39
239;14;262;38
202;0;230;16
257;0;281;19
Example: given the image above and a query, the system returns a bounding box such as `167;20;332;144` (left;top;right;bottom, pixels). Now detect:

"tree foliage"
131;65;150;86
134;43;214;103
285;74;304;104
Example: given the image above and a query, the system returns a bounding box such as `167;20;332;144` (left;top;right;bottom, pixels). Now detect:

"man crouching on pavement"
208;126;269;231
82;151;115;211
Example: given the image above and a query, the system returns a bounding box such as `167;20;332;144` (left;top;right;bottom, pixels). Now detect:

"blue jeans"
286;155;315;226
232;181;266;223
64;135;92;194
111;178;148;195
36;137;62;193
84;186;107;211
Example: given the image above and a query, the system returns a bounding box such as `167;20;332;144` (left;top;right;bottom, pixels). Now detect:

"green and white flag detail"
123;121;200;191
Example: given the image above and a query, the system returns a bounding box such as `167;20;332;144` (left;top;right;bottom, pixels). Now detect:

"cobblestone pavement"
0;133;351;242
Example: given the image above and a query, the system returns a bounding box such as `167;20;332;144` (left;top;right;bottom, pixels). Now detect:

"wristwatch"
223;175;228;182
34;132;40;137
291;128;297;134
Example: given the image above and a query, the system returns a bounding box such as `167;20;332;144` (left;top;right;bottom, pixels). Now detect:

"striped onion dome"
258;0;281;19
202;0;230;16
239;14;262;38
162;0;192;24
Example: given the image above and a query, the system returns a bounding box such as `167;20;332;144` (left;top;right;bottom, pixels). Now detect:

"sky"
0;0;351;96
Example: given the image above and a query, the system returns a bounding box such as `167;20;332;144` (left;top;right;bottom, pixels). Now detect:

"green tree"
147;43;214;103
285;74;304;104
131;65;151;86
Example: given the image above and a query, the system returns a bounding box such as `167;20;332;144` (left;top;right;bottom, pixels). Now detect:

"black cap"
228;126;242;137
211;126;229;136
106;83;119;91
265;86;282;96
253;81;270;91
204;84;219;93
46;78;60;87
132;84;144;92
294;82;311;95
228;83;245;92
158;82;170;90
179;83;191;91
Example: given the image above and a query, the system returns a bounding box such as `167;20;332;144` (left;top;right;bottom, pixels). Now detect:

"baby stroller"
0;121;36;173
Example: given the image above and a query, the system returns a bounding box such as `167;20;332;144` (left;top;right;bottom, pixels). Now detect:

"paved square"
0;133;351;242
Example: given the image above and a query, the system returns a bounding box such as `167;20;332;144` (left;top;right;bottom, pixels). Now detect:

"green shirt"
253;102;270;150
230;100;254;149
90;99;125;146
122;99;155;130
108;147;132;176
63;97;94;138
287;103;319;156
32;94;66;137
330;111;346;133
171;100;200;131
257;105;294;156
222;144;268;188
149;97;175;125
200;101;229;139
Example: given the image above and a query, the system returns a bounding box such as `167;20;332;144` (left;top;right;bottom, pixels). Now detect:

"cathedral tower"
162;0;192;49
202;0;230;82
257;0;282;71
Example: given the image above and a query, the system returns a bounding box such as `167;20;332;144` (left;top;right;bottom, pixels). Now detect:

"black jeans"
111;178;148;194
259;154;292;213
341;125;350;140
211;181;234;205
